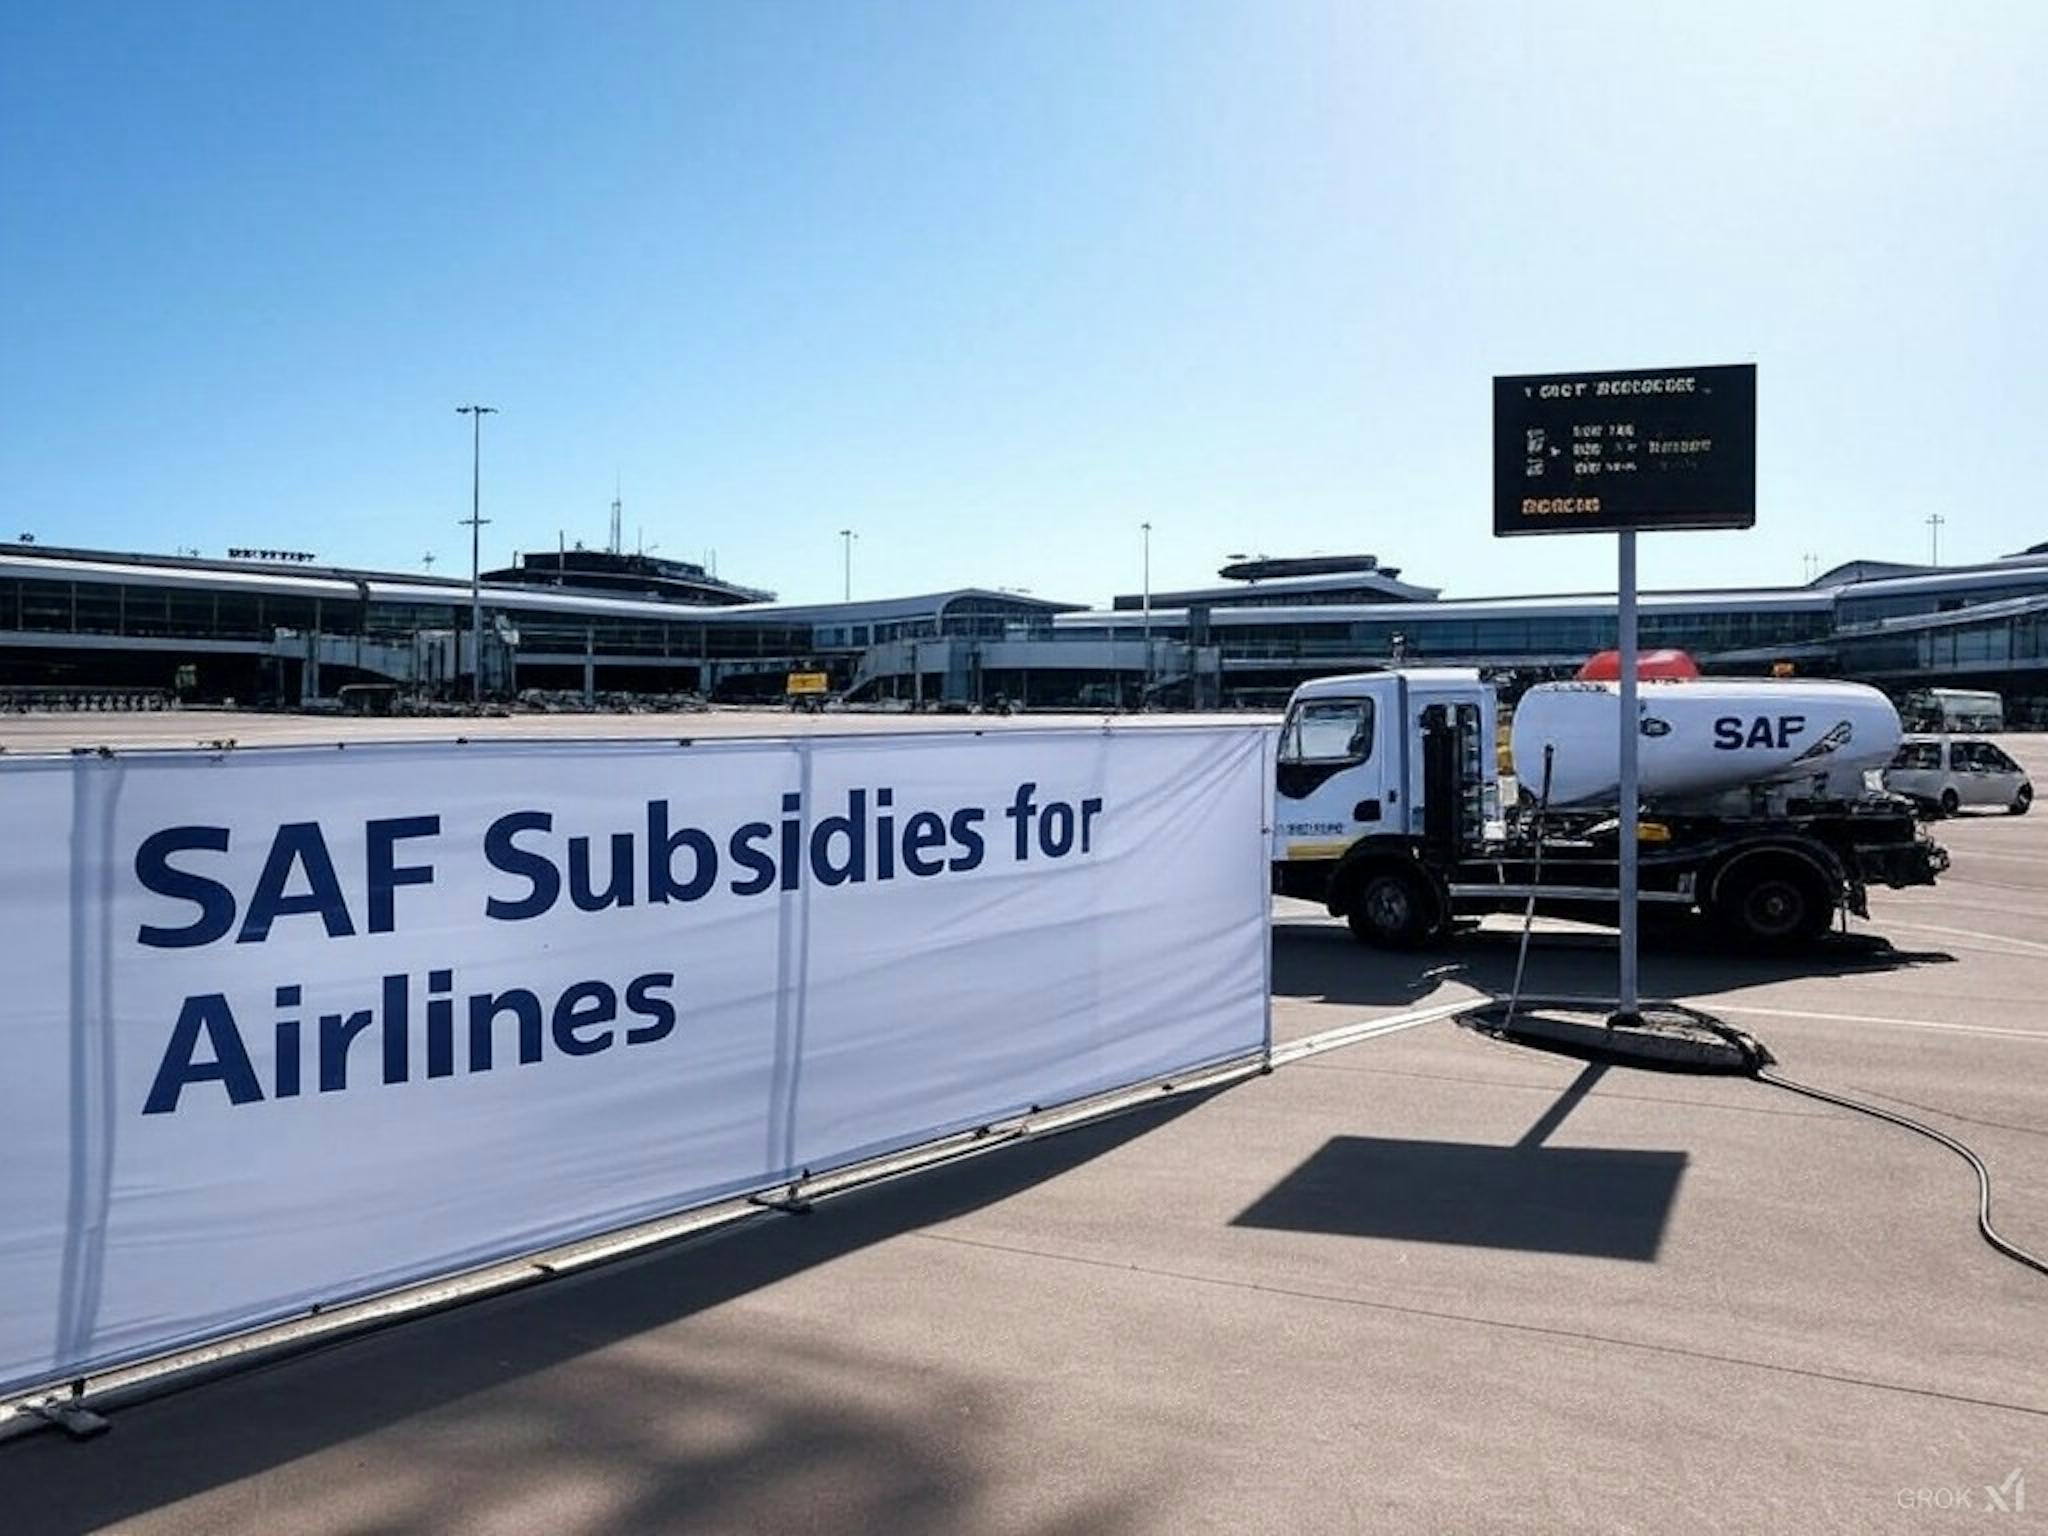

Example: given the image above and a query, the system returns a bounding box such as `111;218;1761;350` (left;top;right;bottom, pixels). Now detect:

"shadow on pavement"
1233;1136;1686;1261
5;1092;1214;1536
1273;918;1955;1011
1233;1062;1686;1262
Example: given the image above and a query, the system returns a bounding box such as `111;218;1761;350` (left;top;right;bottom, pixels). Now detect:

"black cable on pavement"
1501;744;1555;1034
1754;1066;2048;1280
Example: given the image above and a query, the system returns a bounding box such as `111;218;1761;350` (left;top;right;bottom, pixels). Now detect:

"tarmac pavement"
4;724;2045;1534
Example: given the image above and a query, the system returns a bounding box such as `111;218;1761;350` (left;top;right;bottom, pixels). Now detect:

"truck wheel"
2012;785;2033;816
1345;868;1437;949
1714;859;1832;949
1939;788;1961;818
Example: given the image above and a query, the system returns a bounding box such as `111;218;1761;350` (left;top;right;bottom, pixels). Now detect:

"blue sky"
3;1;2043;607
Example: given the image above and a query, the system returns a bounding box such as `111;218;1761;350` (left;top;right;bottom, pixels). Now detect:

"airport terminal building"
3;539;2047;717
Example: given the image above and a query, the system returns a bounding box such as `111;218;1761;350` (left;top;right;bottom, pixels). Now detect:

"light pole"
1140;521;1152;709
1926;512;1945;566
457;405;497;704
839;528;856;601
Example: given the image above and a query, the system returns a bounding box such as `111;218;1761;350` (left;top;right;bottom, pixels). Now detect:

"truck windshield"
1280;698;1373;764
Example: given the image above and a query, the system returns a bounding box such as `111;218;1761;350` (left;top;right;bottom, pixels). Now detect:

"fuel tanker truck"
1271;667;1947;948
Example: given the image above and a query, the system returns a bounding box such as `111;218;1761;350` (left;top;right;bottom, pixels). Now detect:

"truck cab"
1272;670;1496;859
1273;671;1500;943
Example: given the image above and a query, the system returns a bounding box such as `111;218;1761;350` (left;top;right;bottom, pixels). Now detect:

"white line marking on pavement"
1709;1003;2048;1044
1264;988;2048;1064
1883;920;2048;960
1395;989;2048;1046
1269;1000;1469;1066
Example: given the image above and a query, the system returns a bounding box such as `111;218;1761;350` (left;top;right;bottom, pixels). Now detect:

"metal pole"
1615;530;1640;1024
1140;521;1152;709
839;528;854;602
457;405;496;704
469;415;482;703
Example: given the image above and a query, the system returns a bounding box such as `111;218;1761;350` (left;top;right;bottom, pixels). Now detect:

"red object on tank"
1576;648;1701;681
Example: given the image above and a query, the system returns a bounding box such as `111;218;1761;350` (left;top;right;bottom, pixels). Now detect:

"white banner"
0;725;1271;1394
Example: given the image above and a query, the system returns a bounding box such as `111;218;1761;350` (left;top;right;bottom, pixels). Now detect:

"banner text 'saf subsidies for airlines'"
0;726;1272;1393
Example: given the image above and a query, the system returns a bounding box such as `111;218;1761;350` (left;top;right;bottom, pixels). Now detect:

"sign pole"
1493;363;1754;1031
1615;529;1640;1024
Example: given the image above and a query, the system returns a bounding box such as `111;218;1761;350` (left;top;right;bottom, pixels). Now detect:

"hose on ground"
1753;1066;2048;1280
1501;744;1555;1034
1477;1001;2048;1283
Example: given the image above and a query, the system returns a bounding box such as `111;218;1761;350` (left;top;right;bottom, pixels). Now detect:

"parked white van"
1884;735;2032;816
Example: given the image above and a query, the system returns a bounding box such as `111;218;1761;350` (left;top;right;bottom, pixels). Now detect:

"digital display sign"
1493;364;1756;537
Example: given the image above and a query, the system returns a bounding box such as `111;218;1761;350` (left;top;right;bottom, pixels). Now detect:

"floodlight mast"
456;404;498;704
1140;521;1152;706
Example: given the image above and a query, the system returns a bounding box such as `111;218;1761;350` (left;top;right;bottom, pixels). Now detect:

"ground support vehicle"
1272;669;1948;949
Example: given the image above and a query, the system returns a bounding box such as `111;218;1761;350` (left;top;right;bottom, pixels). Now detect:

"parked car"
1884;735;2032;817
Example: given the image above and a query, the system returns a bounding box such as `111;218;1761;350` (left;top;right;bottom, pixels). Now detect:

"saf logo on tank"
1711;714;1807;750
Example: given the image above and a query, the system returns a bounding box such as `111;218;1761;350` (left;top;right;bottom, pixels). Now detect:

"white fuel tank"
1509;679;1901;807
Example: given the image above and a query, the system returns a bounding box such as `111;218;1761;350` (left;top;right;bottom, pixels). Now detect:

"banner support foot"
28;1390;111;1440
748;1184;813;1216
